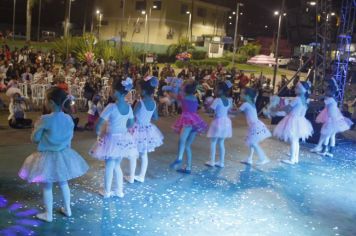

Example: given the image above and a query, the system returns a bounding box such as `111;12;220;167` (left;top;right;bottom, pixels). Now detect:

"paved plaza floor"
0;112;355;236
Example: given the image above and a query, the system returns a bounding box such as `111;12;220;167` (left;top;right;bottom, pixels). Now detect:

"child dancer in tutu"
205;81;233;168
239;88;271;165
170;80;208;174
18;87;89;222
311;78;353;156
89;77;138;198
126;76;164;183
273;81;314;164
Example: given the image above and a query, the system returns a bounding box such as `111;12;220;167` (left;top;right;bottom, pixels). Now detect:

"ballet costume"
240;102;271;165
173;97;208;134
19;111;89;222
171;96;208;173
89;103;138;197
273;96;313;164
206;98;233;167
129;100;164;183
311;97;353;156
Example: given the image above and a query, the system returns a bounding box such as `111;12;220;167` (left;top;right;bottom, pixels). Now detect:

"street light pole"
147;6;153;52
64;0;72;37
37;0;42;41
143;11;148;52
96;11;103;40
12;0;16;40
232;2;242;66
186;11;192;41
272;0;285;93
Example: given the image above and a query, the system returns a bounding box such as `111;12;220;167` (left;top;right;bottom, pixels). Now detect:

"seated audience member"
8;93;32;129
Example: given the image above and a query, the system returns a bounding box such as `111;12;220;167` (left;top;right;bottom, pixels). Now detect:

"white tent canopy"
247;55;276;65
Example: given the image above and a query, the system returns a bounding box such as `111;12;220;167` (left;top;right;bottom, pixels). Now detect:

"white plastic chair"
18;83;29;98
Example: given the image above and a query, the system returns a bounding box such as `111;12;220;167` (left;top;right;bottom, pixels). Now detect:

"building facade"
95;0;230;53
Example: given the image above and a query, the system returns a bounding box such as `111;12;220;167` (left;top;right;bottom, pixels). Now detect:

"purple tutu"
245;120;271;146
173;112;208;134
130;123;164;153
273;114;313;142
89;133;139;160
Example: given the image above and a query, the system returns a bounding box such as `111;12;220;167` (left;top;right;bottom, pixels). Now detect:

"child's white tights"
105;159;123;197
37;181;71;222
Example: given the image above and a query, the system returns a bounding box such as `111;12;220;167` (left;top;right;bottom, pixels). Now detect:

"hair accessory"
122;77;133;91
225;80;233;89
144;76;159;87
150;77;159;88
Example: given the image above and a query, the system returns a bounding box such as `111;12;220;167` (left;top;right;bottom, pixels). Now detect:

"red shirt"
57;82;69;92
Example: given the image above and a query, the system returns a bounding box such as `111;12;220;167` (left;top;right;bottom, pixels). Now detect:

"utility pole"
272;0;286;93
12;0;16;40
64;0;72;37
37;0;42;41
232;2;242;66
82;0;88;35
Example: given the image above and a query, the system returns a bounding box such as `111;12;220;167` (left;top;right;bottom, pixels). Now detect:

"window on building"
153;1;162;10
181;4;189;15
136;1;146;11
197;7;207;18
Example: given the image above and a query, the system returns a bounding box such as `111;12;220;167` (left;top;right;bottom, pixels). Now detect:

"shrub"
191;50;207;60
167;37;195;58
175;58;230;68
156;53;176;63
235;54;248;63
52;37;78;61
51;34;141;64
238;43;261;57
175;60;189;68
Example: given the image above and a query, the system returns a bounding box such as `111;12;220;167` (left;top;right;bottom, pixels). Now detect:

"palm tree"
26;0;36;41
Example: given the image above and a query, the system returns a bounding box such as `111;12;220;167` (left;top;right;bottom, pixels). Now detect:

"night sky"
0;0;340;42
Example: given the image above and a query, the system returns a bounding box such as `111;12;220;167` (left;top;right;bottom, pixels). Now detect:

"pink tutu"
19;148;89;183
321;116;353;136
316;108;328;123
89;133;139;160
273;114;313;142
207;117;232;138
173;112;208;134
245;120;271;146
130;123;164;153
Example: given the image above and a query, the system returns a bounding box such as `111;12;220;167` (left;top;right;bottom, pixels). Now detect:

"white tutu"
19;148;89;183
207;117;232;138
321;116;353;136
89;133;139;160
273;114;313;142
130;123;164;153
245;120;271;146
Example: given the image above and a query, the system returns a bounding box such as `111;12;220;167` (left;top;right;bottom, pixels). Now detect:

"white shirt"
239;102;259;125
22;72;33;83
100;103;134;134
88;101;103;116
8;100;27;120
289;96;308;117
325;97;339;119
210;98;232;118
